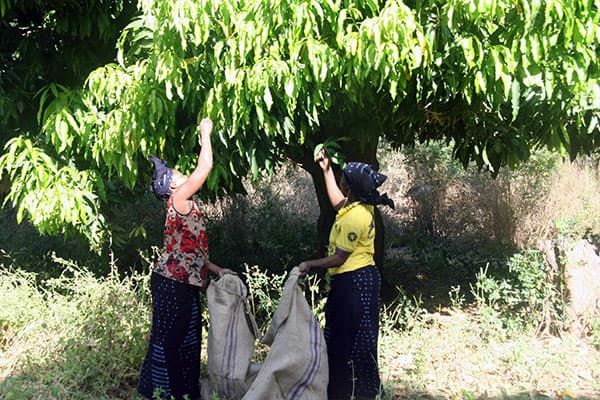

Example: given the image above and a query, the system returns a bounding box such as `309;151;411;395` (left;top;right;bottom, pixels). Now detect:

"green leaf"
263;86;273;110
588;115;598;134
474;70;486;93
313;143;324;161
511;80;520;121
250;148;259;179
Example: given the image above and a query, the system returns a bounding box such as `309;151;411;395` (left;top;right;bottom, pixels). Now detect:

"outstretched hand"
297;262;311;276
198;118;213;137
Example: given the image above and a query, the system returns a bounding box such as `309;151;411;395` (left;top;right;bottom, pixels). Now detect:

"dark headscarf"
149;155;173;201
342;162;395;209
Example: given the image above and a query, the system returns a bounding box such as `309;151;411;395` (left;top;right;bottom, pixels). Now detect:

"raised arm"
172;118;213;204
317;149;345;209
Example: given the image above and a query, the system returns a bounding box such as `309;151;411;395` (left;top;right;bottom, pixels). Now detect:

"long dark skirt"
138;273;202;400
325;266;381;400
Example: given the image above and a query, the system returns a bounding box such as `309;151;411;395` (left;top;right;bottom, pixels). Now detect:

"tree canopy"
1;0;599;248
0;0;137;246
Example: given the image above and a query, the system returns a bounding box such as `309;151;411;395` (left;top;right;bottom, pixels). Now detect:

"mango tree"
0;0;598;259
0;0;137;246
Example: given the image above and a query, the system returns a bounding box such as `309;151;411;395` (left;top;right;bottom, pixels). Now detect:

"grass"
381;311;600;399
0;257;150;400
1;144;599;399
1;261;599;400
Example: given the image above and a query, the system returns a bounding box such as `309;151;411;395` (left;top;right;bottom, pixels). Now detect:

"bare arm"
317;149;345;208
297;248;350;274
206;260;236;277
172;118;213;208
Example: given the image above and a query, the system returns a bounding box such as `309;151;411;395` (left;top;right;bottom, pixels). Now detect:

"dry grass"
380;310;600;399
513;159;600;247
377;144;599;249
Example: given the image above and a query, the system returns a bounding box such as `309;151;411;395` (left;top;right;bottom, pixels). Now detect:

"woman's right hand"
218;268;236;277
198;118;213;137
316;149;330;172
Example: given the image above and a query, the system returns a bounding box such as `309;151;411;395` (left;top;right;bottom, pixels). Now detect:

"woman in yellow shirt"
297;150;394;400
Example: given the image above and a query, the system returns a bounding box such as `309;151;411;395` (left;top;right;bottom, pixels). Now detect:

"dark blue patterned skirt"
325;266;381;400
138;272;202;400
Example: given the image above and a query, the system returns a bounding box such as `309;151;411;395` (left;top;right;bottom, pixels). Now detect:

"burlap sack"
204;274;260;400
242;267;329;400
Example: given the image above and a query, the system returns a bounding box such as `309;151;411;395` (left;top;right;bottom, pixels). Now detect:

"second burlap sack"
242;267;328;400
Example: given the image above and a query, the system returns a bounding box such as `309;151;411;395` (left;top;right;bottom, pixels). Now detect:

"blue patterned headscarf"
149;155;173;201
342;162;395;209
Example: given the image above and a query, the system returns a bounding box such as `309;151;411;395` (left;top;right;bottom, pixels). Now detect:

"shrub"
380;288;425;335
242;265;327;332
202;164;318;273
0;257;151;399
471;250;565;334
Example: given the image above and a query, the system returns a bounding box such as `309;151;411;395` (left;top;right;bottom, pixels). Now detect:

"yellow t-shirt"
327;201;375;275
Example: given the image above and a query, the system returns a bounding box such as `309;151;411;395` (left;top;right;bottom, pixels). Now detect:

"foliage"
0;137;107;248
313;138;348;167
380;287;425;335
242;265;287;332
203;169;318;273
391;140;598;248
0;258;151;399
471;250;565;333
2;0;598;247
0;0;137;246
242;265;327;332
0;0;136;135
590;315;600;349
2;254;600;398
399;0;600;171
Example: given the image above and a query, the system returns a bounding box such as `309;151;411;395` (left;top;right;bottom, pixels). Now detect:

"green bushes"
0;260;331;400
471;249;565;334
0;258;151;399
2;256;600;399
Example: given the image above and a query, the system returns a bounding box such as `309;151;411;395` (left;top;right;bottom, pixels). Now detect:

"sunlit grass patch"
379;308;600;399
0;257;151;399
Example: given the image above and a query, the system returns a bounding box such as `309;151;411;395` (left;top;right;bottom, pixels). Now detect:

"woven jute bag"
203;268;328;400
203;274;260;400
242;267;328;400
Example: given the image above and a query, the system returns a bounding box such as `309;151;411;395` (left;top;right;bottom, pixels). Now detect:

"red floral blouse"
153;196;209;287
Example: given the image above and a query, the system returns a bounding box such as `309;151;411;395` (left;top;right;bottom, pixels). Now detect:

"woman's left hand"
297;262;311;275
218;268;236;277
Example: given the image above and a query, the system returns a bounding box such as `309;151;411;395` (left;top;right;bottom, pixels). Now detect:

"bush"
242;265;327;332
202;164;318;273
0;257;151;399
394;141;567;246
471;250;565;334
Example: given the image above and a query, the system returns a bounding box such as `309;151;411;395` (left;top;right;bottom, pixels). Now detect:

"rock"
562;240;600;334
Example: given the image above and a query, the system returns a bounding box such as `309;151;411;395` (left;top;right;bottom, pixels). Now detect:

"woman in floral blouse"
138;118;233;400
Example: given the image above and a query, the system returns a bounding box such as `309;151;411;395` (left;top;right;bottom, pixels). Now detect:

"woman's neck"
347;193;359;204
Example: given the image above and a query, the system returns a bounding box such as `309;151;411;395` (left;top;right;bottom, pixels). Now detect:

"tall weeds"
0;256;151;399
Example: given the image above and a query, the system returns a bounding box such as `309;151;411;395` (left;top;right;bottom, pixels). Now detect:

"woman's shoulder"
344;202;373;215
339;202;373;225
